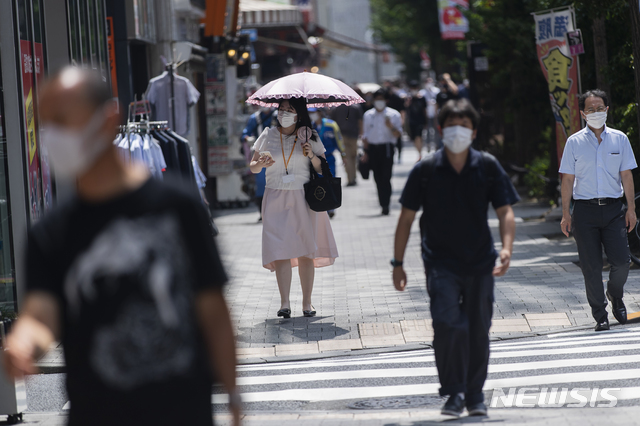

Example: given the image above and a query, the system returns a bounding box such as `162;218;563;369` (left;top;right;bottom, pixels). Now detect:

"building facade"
0;0;111;313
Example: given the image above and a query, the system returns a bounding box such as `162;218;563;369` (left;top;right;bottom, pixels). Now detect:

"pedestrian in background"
421;77;441;151
435;73;459;115
242;106;275;222
393;99;518;417
560;89;637;331
330;102;363;187
309;107;345;218
2;67;240;426
249;98;338;318
406;80;428;161
384;80;407;163
362;89;403;216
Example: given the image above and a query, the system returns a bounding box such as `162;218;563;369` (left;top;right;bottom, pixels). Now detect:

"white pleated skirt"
261;187;338;271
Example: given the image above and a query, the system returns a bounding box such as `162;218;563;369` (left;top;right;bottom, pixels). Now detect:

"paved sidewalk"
35;146;640;370
212;146;640;360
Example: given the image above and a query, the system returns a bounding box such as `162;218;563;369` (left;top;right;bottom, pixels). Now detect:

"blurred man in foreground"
2;67;240;426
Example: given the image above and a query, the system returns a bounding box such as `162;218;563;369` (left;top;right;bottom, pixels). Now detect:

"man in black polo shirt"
392;99;518;417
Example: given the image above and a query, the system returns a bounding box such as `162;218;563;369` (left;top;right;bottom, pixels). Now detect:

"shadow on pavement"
236;316;351;344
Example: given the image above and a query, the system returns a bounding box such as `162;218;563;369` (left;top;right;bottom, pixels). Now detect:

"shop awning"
239;0;303;28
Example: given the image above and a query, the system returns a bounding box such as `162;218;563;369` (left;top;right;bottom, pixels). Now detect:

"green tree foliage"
371;0;639;193
369;0;463;80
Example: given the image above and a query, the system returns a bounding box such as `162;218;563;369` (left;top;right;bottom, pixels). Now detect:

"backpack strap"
419;153;438;194
480;151;498;200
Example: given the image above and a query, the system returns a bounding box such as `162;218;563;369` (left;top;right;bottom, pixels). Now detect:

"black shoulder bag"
304;157;342;212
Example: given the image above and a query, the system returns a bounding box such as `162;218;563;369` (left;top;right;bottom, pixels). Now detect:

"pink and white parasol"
246;71;364;108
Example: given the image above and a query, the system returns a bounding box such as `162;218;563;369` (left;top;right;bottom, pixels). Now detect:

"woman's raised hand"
301;141;315;159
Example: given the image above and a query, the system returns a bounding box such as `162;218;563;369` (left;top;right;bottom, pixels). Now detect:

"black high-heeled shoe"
302;306;316;317
277;308;291;318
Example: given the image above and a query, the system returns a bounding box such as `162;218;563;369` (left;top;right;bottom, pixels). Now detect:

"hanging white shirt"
253;127;325;190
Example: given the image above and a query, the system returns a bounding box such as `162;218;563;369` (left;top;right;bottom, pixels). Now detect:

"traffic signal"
236;35;252;78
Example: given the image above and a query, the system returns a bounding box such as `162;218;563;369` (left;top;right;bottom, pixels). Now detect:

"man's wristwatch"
390;258;403;268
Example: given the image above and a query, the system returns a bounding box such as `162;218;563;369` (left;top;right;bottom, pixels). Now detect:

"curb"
36;323;616;374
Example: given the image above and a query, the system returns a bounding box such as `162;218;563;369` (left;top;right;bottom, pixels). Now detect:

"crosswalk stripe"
237;354;640;386
223;327;640;406
222;369;640;404
491;335;640;351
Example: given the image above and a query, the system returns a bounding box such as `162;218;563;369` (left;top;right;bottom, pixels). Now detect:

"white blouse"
253;127;326;190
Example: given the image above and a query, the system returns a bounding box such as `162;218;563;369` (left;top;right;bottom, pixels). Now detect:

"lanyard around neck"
280;131;297;175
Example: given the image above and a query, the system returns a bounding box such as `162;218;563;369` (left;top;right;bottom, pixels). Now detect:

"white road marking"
216;369;640;403
237;354;640;386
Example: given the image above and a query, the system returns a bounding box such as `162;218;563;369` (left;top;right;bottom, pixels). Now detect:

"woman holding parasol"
248;72;363;318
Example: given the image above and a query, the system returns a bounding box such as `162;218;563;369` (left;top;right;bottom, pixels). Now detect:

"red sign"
19;40;43;221
437;0;469;40
106;17;119;99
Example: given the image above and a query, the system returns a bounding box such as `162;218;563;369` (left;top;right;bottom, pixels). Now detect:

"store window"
0;54;18;314
67;0;111;83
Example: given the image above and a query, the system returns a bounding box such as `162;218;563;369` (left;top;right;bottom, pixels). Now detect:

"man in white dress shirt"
362;89;403;215
559;89;637;331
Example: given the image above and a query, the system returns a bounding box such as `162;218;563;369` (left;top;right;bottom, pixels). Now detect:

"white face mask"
374;100;386;111
309;112;320;122
278;110;297;128
41;108;109;179
584;110;607;129
442;125;473;154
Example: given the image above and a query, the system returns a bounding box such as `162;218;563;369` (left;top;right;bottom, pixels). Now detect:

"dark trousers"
427;266;494;405
572;200;630;322
368;143;394;208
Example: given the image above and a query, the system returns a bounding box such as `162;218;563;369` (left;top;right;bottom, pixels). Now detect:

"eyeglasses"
584;107;607;114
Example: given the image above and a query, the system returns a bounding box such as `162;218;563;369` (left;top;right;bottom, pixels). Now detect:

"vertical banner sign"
19;40;43;221
33;41;52;213
205;54;231;176
106;17;119;99
534;8;581;165
437;0;469;40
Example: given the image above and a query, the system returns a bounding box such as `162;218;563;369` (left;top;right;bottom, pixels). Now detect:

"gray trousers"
572;200;630;322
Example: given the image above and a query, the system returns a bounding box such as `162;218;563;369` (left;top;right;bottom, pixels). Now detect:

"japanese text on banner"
534;8;581;165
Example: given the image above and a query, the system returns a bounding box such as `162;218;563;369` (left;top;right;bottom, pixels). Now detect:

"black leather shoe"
277;308;291;319
595;319;610;331
606;290;627;324
441;394;465;417
467;401;488;416
381;206;390;216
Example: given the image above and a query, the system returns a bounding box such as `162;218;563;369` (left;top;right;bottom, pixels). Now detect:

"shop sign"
107;17;119;99
208;147;231;176
566;29;584;56
206;54;226;83
437;0;469;40
19;40;43;221
533;8;581;164
206;84;226;116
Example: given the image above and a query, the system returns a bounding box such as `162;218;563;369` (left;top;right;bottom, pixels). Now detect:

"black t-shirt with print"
26;179;227;426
